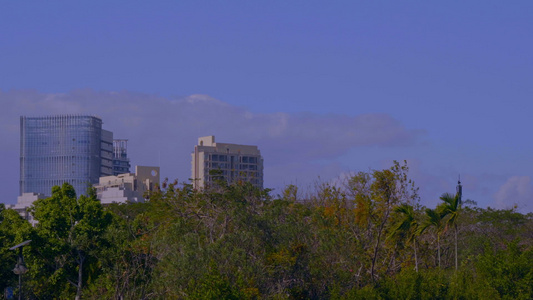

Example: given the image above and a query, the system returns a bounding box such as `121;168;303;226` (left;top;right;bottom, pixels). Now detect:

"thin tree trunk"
437;234;441;269
76;253;84;300
413;239;418;272
18;272;22;300
454;224;458;271
371;222;385;281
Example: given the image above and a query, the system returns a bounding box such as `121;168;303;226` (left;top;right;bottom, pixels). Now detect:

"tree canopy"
1;163;532;299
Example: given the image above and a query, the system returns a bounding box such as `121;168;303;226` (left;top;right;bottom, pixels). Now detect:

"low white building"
6;192;45;226
94;166;160;205
4;166;159;225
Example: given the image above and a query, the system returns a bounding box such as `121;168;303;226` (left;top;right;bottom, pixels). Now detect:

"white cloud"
0;89;421;202
493;176;533;212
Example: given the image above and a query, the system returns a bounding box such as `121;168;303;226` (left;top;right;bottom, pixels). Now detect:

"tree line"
1;161;532;299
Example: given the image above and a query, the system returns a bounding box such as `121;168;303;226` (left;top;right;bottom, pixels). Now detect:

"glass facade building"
20;115;114;197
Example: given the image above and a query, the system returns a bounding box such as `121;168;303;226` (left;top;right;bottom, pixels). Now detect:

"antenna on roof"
456;174;462;204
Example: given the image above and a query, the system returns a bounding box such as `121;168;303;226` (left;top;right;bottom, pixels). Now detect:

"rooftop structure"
94;166;160;205
191;136;263;189
113;139;131;175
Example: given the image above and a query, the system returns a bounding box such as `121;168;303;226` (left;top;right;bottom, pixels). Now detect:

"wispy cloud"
493;176;533;212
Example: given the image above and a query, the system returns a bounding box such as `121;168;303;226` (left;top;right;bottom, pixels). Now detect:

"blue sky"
1;1;532;211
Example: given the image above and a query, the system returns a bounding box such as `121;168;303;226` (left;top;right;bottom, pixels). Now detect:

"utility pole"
10;240;31;300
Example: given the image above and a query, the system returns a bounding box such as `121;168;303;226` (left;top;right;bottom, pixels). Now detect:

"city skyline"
1;2;532;212
0;91;530;212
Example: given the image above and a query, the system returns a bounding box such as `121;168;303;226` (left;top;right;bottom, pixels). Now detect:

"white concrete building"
4;166;158;225
94;166;160;205
191;136;263;189
6;192;46;226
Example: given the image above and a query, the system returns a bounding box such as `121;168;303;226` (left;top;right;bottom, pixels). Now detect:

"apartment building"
191;136;263;189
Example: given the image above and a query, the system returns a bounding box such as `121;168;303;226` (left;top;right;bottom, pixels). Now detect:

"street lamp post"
9;240;31;300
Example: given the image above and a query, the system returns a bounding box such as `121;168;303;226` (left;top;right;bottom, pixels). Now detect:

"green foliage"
475;240;533;299
28;183;112;299
379;269;450;300
0;206;34;293
1;162;533;299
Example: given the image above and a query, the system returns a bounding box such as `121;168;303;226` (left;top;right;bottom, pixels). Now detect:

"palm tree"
391;203;420;272
439;192;461;271
419;208;444;268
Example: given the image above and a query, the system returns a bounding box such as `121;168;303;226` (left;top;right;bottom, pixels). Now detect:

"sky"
1;1;532;211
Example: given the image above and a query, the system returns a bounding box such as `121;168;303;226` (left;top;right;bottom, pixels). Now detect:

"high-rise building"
191;136;263;189
20;115;114;197
113;139;131;175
